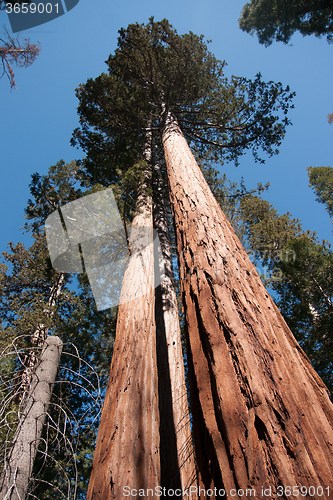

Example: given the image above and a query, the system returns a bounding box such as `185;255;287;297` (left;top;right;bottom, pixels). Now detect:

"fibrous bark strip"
162;111;333;499
87;157;160;499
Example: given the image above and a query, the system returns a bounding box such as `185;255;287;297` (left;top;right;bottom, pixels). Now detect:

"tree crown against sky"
239;0;333;45
308;166;333;221
72;18;295;187
25;159;84;232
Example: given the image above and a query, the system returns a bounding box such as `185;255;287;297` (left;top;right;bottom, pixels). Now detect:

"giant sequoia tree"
73;19;333;498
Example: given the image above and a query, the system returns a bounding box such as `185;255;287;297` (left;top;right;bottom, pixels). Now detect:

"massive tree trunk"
87;156;198;498
161;112;333;499
87;163;160;499
153;163;198;496
0;336;63;500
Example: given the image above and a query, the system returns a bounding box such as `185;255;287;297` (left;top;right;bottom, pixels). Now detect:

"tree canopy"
307;166;333;221
72;18;295;186
239;0;333;45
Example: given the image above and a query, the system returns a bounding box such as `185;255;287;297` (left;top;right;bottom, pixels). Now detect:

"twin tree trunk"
87;156;196;499
161;112;333;498
88;110;333;498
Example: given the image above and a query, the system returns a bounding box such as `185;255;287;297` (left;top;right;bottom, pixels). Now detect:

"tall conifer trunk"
153;163;198;495
87;159;160;499
161;111;333;498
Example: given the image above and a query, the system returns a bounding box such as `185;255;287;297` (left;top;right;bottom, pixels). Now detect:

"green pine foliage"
276;238;333;392
239;193;308;281
239;0;333;45
72;17;295;188
233;189;333;394
307;166;333;220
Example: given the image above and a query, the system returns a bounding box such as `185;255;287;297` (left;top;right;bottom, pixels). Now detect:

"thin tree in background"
0;336;63;500
0;160;116;498
0;28;40;89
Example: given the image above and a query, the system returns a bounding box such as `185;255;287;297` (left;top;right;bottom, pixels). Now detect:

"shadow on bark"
155;282;182;493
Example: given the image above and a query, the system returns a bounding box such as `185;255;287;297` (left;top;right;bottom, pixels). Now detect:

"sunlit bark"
87;162;160;499
162;111;333;499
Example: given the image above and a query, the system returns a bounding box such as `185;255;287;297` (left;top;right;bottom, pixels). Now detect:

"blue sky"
1;0;332;256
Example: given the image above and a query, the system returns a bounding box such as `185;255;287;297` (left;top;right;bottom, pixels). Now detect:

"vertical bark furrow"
162;111;333;499
155;278;183;491
183;310;230;493
191;287;249;493
153;162;198;496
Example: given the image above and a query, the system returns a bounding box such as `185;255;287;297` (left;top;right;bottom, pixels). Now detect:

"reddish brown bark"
87;157;197;498
87;190;160;499
162;112;333;499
